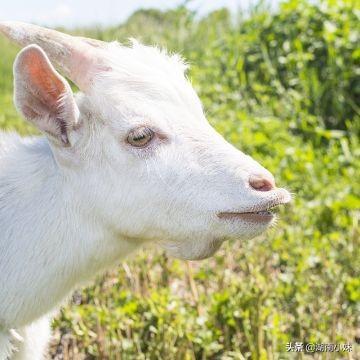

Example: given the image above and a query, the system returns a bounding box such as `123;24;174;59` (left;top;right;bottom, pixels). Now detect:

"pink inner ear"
21;49;65;109
14;45;79;145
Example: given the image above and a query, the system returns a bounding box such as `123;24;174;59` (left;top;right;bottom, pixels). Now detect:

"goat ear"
13;44;80;146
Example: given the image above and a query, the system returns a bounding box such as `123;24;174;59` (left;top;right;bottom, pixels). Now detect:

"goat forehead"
104;41;187;80
96;42;200;101
93;77;204;123
86;42;205;123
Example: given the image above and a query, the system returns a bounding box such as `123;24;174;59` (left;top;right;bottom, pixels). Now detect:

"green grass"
0;0;359;359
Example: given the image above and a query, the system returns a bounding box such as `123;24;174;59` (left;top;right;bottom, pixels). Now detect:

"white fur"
0;23;290;359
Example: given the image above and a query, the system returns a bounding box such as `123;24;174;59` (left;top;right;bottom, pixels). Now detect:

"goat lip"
217;210;275;223
217;192;291;222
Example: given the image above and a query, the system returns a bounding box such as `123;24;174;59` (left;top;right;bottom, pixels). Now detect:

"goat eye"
127;127;154;147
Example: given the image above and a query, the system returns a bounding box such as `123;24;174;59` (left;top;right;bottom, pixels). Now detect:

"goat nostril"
249;174;275;192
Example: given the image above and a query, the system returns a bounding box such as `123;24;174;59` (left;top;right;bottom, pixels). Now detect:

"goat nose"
249;174;275;192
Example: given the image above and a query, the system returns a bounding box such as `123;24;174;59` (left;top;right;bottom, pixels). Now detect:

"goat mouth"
218;206;277;222
218;194;291;223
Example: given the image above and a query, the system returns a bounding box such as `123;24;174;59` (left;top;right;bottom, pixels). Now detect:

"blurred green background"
0;0;359;358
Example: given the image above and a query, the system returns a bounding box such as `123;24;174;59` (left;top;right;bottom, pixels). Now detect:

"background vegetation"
0;0;359;358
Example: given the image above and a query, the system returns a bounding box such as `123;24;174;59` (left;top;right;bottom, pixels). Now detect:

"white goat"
0;22;291;359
